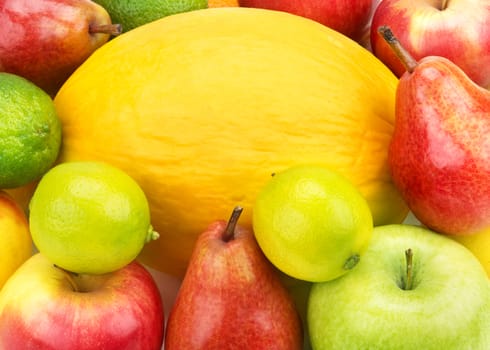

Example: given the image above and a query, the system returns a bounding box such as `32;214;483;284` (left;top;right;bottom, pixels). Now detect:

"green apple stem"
223;206;243;242
89;23;122;36
54;264;80;293
377;26;418;73
404;248;414;290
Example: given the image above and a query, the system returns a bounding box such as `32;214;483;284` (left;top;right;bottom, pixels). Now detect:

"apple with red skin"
370;0;490;88
0;0;121;97
0;253;164;350
238;0;375;42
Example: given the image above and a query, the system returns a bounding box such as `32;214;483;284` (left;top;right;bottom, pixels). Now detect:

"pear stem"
223;206;243;242
377;26;418;73
54;264;80;293
404;248;414;290
89;23;122;36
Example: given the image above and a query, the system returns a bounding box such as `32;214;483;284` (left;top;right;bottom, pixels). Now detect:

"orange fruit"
208;0;238;7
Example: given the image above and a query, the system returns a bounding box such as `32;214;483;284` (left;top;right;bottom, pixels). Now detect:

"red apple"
238;0;375;42
0;253;164;350
370;0;490;88
0;0;121;97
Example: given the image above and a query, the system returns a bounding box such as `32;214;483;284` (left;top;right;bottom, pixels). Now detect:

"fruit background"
1;0;490;349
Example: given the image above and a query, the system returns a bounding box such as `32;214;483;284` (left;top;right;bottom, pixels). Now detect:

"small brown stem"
377;26;418;73
440;0;449;10
89;23;122;36
223;206;243;242
54;264;79;292
404;249;413;290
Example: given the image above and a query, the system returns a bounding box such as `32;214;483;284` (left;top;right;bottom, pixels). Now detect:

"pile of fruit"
1;0;489;349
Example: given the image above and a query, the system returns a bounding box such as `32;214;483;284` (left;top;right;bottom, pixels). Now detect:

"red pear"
164;207;303;350
0;0;121;97
379;26;490;236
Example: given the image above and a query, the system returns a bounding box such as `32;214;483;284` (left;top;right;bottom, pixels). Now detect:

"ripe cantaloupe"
54;7;408;277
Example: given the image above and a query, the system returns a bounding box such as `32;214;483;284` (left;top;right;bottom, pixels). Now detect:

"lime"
0;73;61;189
28;161;159;274
253;165;373;282
94;0;208;32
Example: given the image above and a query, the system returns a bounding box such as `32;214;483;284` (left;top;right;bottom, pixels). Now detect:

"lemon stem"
404;248;414;290
54;264;79;293
89;23;122;36
223;206;243;242
146;225;160;243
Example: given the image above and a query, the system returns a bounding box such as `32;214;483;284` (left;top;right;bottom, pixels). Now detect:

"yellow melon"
54;7;408;278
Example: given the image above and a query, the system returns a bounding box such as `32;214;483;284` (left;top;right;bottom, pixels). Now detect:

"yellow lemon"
253;165;373;282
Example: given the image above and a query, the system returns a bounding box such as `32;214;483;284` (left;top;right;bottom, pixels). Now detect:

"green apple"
308;224;490;350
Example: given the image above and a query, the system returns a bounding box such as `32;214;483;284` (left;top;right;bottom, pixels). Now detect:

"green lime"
94;0;208;33
28;161;159;274
253;165;373;282
0;73;61;189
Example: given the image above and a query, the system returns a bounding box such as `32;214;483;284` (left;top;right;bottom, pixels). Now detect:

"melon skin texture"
54;7;408;277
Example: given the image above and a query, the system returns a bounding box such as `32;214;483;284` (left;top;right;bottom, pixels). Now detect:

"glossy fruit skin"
308;224;490;350
370;0;490;89
54;7;408;277
0;0;113;96
164;218;303;349
389;57;490;235
0;253;164;350
29;161;157;275
239;0;374;42
0;191;32;289
253;165;373;282
0;72;62;188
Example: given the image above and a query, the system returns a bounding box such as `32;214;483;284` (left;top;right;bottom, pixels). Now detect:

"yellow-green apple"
165;207;303;349
0;253;165;349
379;26;490;236
238;0;375;42
370;0;490;88
0;190;32;289
0;0;121;97
308;224;490;350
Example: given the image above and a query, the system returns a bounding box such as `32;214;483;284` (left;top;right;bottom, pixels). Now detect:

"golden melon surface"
54;7;408;277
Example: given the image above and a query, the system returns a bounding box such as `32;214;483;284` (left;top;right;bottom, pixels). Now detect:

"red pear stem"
377;26;418;73
89;23;122;36
404;249;414;291
223;206;243;242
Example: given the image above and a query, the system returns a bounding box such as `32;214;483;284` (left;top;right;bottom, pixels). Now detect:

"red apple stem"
404;248;414;290
440;0;448;10
89;23;122;36
54;264;80;293
377;26;418;73
223;206;243;242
